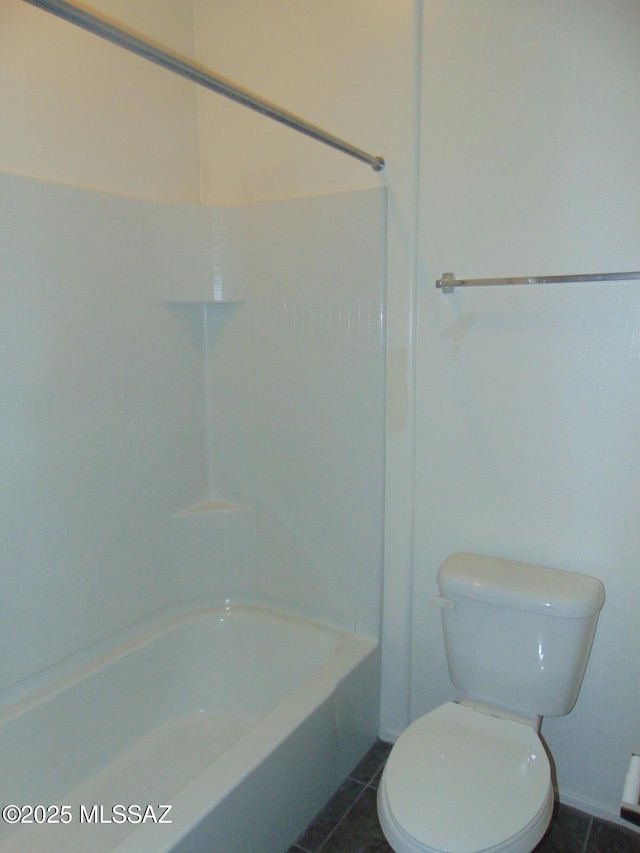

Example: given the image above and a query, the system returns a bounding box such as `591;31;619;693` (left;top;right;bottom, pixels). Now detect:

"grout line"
316;781;368;853
297;746;389;853
365;770;382;790
580;815;593;853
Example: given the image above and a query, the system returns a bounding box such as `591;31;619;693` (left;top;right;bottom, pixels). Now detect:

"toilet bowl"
377;702;554;853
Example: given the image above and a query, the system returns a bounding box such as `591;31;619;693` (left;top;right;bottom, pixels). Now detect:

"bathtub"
0;601;380;853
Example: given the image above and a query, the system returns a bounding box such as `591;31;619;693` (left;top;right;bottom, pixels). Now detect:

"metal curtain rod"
23;0;385;172
436;271;640;293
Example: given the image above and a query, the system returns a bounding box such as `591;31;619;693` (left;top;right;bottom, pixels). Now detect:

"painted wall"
0;0;200;202
192;0;399;206
414;0;640;819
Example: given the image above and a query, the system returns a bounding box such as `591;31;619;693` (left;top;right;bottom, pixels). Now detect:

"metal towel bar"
436;271;640;293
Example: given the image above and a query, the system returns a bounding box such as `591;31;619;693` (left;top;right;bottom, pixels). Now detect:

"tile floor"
288;741;640;853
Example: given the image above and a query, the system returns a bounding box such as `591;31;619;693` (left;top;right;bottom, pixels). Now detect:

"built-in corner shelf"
176;500;247;516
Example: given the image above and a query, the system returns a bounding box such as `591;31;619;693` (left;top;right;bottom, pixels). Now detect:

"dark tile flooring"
288;741;640;853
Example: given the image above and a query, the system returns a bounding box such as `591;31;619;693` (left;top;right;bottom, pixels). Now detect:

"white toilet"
377;552;605;853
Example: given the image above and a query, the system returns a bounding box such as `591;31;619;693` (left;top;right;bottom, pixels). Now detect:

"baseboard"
377;726;399;744
557;791;639;830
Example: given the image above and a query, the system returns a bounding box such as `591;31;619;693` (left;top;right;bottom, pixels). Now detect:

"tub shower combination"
4;4;385;852
0;602;379;852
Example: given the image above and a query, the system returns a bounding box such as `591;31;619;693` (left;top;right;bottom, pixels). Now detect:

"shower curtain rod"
23;0;385;173
436;270;640;292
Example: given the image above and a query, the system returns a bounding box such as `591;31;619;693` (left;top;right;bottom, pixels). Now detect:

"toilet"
377;552;605;853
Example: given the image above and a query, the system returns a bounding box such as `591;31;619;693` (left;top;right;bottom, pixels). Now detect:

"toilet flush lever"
431;595;456;611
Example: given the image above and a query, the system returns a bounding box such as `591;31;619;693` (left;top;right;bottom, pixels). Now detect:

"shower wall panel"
0;174;386;694
241;190;387;635
0;174;239;692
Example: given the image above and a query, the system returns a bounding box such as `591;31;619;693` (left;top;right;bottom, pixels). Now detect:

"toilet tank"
436;553;605;717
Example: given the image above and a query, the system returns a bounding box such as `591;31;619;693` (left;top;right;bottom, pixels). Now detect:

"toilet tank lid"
438;553;605;617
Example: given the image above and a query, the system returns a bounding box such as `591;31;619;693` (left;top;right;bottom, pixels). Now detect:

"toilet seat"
378;702;554;853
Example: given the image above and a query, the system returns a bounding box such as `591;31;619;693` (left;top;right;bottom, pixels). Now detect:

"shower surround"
1;172;385;692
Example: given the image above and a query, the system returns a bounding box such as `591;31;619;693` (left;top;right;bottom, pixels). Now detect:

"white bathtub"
0;602;380;853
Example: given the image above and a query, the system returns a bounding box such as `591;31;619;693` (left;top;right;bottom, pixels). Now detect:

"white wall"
414;0;640;819
0;0;200;202
192;0;399;206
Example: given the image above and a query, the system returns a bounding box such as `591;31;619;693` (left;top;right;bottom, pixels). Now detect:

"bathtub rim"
0;594;380;853
0;592;377;724
115;628;380;852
